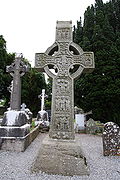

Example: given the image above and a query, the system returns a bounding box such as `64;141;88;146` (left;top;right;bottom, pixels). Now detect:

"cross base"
49;129;75;140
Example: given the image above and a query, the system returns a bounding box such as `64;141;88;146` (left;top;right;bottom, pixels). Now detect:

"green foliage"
73;0;120;126
0;35;15;105
21;68;46;116
30;119;35;131
0;36;47;116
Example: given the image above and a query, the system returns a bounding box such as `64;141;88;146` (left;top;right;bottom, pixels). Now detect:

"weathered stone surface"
103;122;120;156
0;125;40;152
1;110;29;127
31;135;89;176
35;21;95;140
6;54;28;111
86;118;97;134
0;124;30;137
37;110;48;121
21;104;33;124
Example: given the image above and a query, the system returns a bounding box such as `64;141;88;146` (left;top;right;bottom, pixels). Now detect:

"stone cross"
21;103;27;111
35;21;95;139
6;54;27;111
38;89;48;111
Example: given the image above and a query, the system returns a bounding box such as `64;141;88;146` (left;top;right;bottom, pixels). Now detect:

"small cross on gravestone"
35;21;95;139
21;103;27;111
6;54;28;111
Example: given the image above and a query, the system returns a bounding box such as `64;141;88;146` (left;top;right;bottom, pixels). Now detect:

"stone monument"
0;54;31;151
35;21;94;140
32;21;95;176
7;54;27;111
36;89;49;128
103;122;120;156
86;118;97;134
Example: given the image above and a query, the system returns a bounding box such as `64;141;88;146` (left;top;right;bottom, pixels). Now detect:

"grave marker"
103;122;120;156
6;54;27;111
35;21;95;139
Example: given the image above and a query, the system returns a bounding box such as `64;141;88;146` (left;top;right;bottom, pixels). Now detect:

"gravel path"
0;133;120;180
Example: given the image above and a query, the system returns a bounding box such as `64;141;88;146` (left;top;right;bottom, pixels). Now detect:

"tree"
21;68;46;116
73;0;120;126
0;35;15;105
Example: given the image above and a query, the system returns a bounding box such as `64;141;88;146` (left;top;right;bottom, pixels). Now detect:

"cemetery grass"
0;133;120;180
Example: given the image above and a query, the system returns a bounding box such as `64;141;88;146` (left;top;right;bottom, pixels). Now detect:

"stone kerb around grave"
102;122;120;156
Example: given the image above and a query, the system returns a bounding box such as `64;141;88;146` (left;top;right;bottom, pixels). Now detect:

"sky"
0;0;108;66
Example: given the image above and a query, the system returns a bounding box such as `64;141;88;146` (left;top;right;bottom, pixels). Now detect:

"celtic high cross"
38;89;48;111
6;54;27;111
35;21;95;139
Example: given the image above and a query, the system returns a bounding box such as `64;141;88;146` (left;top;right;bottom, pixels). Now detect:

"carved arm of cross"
70;51;94;79
35;52;57;78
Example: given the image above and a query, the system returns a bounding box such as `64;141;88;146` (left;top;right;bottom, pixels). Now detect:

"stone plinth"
1;110;29;127
31;134;89;176
0;124;30;137
0;125;40;152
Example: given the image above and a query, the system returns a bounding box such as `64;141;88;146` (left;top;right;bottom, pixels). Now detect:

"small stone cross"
35;21;95;139
6;54;28;111
38;89;48;111
21;103;27;111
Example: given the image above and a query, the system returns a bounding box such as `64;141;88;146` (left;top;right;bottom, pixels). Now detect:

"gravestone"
75;114;85;132
37;89;49;122
21;103;33;124
86;118;97;134
103;122;120;156
36;89;49;129
0;55;31;151
1;54;29;127
35;21;95;140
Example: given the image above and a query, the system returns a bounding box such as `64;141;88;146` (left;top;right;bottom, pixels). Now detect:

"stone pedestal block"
0;125;40;152
0;124;30;137
1;110;29;127
31;134;89;176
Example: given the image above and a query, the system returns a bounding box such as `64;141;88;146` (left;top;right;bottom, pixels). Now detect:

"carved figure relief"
85;54;93;66
55;96;70;112
57;28;70;41
54;116;70;131
59;42;69;55
55;55;72;76
56;79;70;94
